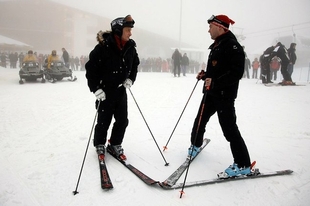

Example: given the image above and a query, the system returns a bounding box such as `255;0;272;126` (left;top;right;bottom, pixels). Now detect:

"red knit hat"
207;15;235;30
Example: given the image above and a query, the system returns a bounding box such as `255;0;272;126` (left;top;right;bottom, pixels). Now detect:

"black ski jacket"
85;32;139;93
203;31;245;99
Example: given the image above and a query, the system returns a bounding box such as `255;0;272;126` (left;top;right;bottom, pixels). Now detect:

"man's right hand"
196;70;205;80
95;89;106;101
205;78;212;90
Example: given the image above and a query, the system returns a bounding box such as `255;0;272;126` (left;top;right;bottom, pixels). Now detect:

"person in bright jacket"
47;50;59;69
23;50;37;63
188;14;251;178
85;15;139;160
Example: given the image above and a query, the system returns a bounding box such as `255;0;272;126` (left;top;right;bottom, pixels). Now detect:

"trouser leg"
216;99;251;168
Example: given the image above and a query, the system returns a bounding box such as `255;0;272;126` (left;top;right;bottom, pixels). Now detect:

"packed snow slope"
0;66;310;206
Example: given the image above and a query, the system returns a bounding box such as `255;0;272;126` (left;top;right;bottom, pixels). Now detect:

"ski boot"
217;163;251;179
96;144;105;155
107;144;127;160
188;145;201;159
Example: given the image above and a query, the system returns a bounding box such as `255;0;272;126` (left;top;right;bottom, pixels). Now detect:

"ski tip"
285;169;294;174
204;138;211;143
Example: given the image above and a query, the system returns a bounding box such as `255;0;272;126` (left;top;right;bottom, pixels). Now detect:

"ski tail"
107;148;159;185
161;169;293;189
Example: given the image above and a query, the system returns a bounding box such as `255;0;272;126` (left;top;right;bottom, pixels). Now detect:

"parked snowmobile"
43;60;77;83
19;61;45;84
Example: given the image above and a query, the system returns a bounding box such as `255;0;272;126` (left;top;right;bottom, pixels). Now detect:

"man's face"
208;23;220;40
121;27;132;41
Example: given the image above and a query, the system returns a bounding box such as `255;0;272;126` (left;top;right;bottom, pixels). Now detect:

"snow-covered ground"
0;66;310;206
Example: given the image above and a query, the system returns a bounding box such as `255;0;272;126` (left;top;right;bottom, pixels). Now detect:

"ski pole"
73;101;101;195
180;90;207;198
128;88;169;166
163;80;199;151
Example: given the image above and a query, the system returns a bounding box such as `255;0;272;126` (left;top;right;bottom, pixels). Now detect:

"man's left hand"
123;78;132;89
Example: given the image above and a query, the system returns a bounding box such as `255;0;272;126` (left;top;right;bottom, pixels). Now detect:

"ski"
161;138;211;187
107;145;159;186
264;83;305;87
160;168;293;189
98;154;113;189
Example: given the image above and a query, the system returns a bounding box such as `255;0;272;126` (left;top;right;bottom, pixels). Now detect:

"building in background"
0;0;205;62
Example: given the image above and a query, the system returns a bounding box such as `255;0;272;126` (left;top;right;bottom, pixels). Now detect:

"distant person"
18;52;25;68
242;46;250;79
0;52;7;68
181;53;189;76
74;56;80;70
61;48;70;68
189;14;251;178
271;42;294;85
172;49;182;77
287;43;297;76
251;57;260;79
47;50;59;69
270;56;281;81
23;50;38;63
9;52;18;68
80;55;86;71
70;56;75;70
260;46;274;83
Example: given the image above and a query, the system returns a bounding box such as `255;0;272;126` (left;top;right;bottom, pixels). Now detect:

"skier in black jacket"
272;42;294;85
85;15;139;160
188;14;251;178
287;43;297;78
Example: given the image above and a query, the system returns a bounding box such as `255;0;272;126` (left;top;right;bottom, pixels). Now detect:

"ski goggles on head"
207;15;216;23
207;15;229;30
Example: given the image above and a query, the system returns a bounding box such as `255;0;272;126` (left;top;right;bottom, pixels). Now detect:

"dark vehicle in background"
19;61;45;84
43;60;77;83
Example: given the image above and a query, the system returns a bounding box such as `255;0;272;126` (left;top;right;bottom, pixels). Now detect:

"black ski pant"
261;65;271;83
174;63;181;77
280;62;292;81
93;87;128;147
191;94;251;168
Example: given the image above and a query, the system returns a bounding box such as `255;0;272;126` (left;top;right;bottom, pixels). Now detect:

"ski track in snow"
0;67;310;206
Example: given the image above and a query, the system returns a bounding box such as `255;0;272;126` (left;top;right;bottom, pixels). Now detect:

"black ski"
160;168;293;189
98;154;113;189
161;138;211;187
264;83;305;87
107;146;159;185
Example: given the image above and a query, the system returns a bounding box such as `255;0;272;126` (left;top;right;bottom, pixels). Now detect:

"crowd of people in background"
0;50;89;71
1;41;297;83
139;55;200;74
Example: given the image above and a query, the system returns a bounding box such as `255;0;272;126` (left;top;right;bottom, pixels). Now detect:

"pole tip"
72;191;79;195
165;163;169;166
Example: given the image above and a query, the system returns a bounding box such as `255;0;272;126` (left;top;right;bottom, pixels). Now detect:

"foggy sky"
51;0;310;55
